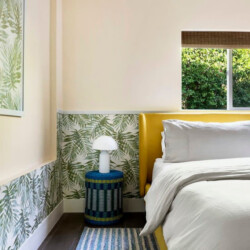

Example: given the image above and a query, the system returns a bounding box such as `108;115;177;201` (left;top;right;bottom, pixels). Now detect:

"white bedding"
141;158;250;250
162;120;250;162
152;158;172;181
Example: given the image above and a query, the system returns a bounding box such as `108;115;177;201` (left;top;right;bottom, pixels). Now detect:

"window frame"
227;49;250;110
181;48;250;110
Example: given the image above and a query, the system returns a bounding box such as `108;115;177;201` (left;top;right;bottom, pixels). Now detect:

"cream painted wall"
61;0;250;111
0;0;57;184
1;0;249;183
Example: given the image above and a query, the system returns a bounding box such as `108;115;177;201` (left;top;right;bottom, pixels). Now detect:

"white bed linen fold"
163;180;250;250
152;158;172;181
141;158;250;247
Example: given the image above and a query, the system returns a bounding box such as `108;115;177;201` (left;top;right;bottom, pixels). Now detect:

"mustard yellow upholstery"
139;111;250;196
145;183;151;194
140;111;250;250
155;225;168;250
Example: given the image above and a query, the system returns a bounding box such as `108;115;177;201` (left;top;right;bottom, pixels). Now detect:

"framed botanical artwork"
0;0;25;117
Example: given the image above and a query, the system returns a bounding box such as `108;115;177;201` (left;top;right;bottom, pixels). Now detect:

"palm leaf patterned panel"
0;161;62;250
0;0;23;111
59;114;140;199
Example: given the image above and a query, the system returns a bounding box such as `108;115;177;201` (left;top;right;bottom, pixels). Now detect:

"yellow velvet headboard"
139;112;250;196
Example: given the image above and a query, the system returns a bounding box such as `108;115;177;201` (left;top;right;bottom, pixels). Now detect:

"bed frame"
139;111;250;250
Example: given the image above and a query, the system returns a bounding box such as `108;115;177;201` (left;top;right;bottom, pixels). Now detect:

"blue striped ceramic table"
85;170;123;225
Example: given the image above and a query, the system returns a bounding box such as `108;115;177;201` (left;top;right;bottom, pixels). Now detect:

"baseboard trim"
63;198;85;213
19;198;144;249
63;198;145;213
123;198;145;212
19;201;63;250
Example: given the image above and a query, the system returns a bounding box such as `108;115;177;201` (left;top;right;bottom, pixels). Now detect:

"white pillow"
161;131;166;159
162;119;250;163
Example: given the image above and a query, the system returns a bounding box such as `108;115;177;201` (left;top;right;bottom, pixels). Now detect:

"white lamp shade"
92;136;118;151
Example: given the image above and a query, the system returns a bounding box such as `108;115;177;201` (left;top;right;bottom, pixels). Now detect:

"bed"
139;112;250;250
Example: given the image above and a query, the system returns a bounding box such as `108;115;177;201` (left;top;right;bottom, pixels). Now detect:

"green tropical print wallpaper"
0;161;62;250
0;113;140;249
0;0;24;113
58;113;140;199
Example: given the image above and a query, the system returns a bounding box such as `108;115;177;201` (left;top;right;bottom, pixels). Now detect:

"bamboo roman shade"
182;31;250;49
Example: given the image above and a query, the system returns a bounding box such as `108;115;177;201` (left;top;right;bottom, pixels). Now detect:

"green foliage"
0;161;62;250
0;183;18;248
116;159;139;189
62;129;90;162
182;48;227;109
233;49;250;107
60;114;139;199
182;48;250;109
1;113;140;249
13;210;31;249
0;0;23;111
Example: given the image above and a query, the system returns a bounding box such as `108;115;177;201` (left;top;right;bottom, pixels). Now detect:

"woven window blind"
182;31;250;49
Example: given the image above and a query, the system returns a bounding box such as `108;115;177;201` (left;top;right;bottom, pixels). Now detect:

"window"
182;32;250;110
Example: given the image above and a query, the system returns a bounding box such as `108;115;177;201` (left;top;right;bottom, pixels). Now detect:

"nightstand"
84;170;123;225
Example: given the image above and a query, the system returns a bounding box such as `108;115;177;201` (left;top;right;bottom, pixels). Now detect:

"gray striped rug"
76;227;159;250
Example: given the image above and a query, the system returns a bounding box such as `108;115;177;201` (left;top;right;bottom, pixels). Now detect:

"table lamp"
92;136;118;173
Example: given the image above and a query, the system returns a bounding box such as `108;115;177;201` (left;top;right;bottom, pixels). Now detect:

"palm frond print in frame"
0;0;24;116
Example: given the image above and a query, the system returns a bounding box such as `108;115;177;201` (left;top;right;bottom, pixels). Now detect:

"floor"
39;213;146;250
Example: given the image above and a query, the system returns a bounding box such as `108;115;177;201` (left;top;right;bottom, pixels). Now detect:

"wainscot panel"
0;161;62;250
58;113;140;199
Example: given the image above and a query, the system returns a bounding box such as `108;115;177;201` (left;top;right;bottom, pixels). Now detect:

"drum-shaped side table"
85;170;123;225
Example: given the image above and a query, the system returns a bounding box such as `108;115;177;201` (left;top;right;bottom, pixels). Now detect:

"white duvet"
140;158;250;250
